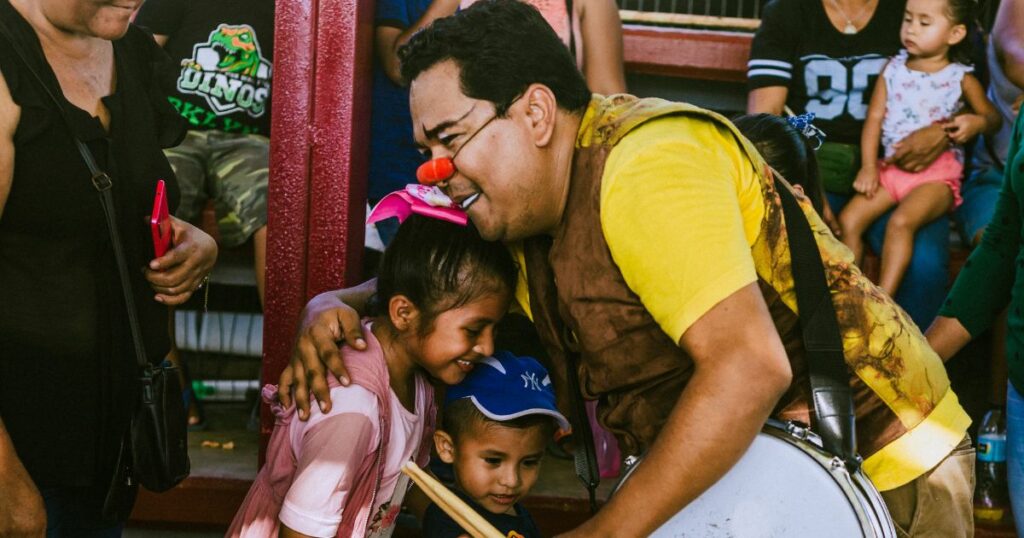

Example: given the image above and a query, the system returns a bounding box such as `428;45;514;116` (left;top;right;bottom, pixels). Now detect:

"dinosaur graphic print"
176;24;272;119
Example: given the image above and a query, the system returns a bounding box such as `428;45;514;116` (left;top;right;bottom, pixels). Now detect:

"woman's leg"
878;182;954;296
838;190;897;265
867;213;949;327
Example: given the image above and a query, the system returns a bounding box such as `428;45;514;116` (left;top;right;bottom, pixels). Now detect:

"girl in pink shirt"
228;214;518;538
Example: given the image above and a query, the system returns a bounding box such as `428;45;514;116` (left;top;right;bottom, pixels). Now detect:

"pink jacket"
334;342;437;536
227;325;436;537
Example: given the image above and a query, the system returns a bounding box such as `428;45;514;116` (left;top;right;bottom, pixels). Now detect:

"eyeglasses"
416;95;522;186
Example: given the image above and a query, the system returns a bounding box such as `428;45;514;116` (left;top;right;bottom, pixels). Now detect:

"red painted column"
262;0;315;458
262;0;375;458
307;0;374;296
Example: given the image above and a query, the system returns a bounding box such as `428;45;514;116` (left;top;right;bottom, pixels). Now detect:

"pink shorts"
878;150;963;208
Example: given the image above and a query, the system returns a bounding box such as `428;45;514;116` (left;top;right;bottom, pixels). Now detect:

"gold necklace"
829;0;872;34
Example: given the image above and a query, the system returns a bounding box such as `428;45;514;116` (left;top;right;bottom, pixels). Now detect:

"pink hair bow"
366;184;468;226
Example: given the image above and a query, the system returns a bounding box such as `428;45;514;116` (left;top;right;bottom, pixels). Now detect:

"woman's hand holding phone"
150;179;172;258
144;216;218;305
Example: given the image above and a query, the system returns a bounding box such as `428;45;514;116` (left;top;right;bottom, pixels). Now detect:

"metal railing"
617;0;765;30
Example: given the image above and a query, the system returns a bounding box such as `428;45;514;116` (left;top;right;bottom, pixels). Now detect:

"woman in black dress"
0;0;218;535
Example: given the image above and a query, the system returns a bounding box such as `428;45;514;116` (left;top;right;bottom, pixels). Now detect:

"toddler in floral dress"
838;0;999;297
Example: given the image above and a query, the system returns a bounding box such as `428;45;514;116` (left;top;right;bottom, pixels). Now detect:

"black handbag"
0;16;190;509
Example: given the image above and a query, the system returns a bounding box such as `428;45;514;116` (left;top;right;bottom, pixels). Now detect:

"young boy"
424;351;570;538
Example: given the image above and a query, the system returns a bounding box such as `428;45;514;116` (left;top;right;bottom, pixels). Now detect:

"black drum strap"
776;177;859;469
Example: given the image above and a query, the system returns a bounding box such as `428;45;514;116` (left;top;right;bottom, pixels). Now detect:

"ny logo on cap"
521;372;542;391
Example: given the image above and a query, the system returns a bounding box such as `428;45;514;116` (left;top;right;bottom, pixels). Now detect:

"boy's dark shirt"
422;489;542;538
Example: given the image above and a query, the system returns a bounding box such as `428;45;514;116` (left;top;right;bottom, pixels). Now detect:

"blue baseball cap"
446;350;570;432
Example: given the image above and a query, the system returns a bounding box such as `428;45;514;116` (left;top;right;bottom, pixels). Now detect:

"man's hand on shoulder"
278;286;372;420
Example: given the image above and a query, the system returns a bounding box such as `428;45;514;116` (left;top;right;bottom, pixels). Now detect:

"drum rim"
760;420;896;537
613;419;897;537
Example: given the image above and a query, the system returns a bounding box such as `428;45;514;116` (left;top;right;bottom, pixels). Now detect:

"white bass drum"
612;419;897;537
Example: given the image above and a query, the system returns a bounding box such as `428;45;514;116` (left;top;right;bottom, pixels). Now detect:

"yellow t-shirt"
600;116;765;341
576;103;968;491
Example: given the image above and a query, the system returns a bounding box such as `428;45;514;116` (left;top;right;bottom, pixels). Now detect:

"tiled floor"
186;402;259;481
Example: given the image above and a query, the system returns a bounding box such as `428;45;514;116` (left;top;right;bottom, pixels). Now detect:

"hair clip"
367;184;469;226
787;112;826;150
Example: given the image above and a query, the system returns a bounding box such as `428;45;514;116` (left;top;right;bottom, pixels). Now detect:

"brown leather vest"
525;96;905;456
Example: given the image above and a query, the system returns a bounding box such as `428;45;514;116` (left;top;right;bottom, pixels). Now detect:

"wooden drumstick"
401;461;504;538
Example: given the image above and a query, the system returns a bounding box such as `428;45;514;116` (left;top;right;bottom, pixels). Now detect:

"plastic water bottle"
975;408;1011;526
192;379;216;400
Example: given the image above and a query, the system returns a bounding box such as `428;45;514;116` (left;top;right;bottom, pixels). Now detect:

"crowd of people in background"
1;0;1024;536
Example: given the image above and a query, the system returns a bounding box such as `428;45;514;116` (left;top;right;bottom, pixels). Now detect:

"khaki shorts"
880;435;976;537
165;130;269;248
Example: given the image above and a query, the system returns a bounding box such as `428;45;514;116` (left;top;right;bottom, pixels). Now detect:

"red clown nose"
416;157;456;185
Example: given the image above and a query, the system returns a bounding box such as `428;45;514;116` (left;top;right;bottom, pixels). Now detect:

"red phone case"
150;179;171;258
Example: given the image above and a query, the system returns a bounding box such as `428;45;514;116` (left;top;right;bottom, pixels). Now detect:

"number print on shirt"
803;54;887;121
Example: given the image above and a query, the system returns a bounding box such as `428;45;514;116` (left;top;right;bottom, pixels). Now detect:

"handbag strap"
775;178;859;469
0;17;151;371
